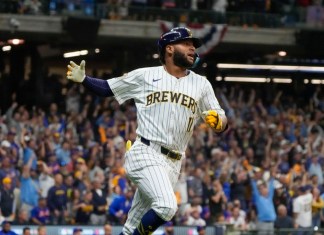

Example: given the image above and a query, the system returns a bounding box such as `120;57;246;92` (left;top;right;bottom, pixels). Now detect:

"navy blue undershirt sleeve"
81;76;114;97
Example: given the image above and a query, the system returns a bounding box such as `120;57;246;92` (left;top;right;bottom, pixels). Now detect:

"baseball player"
66;27;228;235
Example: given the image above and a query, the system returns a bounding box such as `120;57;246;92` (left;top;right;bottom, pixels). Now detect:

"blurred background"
1;0;324;235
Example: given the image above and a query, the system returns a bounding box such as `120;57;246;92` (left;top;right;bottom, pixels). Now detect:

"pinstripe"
109;66;225;235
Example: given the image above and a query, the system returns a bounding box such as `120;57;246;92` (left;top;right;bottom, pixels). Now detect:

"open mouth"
188;53;195;61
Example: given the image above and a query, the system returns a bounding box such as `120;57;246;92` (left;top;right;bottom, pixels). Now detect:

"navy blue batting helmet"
158;27;202;52
157;27;202;64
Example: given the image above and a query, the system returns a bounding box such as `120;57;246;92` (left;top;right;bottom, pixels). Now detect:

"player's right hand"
67;60;86;83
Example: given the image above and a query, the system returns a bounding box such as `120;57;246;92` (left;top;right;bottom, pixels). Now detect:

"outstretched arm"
67;60;114;97
82;76;114;97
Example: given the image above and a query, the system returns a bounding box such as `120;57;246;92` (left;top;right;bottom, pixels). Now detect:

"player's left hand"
67;60;86;83
202;110;223;132
126;140;132;151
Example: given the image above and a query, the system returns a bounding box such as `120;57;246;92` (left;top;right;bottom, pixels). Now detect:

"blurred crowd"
0;71;324;235
1;0;324;27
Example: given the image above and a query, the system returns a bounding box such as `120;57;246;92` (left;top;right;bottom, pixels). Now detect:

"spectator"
0;221;17;235
30;198;50;225
20;152;39;220
212;0;228;14
293;186;313;235
74;190;94;225
1;133;18;165
1;75;324;233
311;187;324;228
103;223;112;235
3;103;19;133
251;174;276;235
207;178;227;225
308;154;323;185
47;173;68;224
108;188;133;225
12;209;29;225
37;225;46;235
46;152;60;175
187;168;204;204
22;227;31;235
245;208;257;231
55;140;72;167
274;204;294;235
0;157;20;190
306;0;324;27
309;174;324;194
184;207;206;226
70;188;82;214
22;0;42;14
73;228;82;235
90;178;107;225
21;129;37;171
230;165;248;211
37;161;54;198
64;174;74;202
273;181;290;215
196;225;206;235
0;177;16;221
182;196;204;225
233;199;246;221
0;141;11;159
73;171;87;195
228;206;247;233
161;221;174;235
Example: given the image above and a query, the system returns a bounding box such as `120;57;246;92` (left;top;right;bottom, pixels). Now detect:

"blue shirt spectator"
251;177;276;222
22;135;38;171
30;198;50;225
20;173;39;207
55;141;71;165
0;221;17;235
108;190;133;224
23;147;37;170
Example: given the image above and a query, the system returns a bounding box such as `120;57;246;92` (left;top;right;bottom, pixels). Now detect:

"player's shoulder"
130;66;162;74
189;70;208;81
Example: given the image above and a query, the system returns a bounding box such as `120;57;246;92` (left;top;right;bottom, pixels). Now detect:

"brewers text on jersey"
66;26;228;235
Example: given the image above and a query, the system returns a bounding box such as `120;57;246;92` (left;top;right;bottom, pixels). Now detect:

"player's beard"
173;50;193;68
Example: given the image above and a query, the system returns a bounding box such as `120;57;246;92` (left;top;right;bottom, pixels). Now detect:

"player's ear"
165;45;173;54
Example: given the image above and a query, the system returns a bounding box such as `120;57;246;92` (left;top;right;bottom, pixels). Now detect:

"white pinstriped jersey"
107;66;225;152
293;193;313;227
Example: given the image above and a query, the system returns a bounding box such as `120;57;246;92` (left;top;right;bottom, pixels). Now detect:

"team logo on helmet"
186;28;193;37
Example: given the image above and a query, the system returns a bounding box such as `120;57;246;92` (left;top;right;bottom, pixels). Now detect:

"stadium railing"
10;224;324;235
0;0;284;28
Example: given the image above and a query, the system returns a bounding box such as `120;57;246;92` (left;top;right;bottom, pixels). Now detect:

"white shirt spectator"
229;216;245;228
23;0;42;15
185;208;206;226
39;173;54;198
212;0;228;13
293;190;313;228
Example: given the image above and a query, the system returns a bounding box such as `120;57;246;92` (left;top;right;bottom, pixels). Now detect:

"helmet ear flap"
191;53;200;68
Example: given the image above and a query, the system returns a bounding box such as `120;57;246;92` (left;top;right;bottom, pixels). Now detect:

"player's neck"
163;65;188;78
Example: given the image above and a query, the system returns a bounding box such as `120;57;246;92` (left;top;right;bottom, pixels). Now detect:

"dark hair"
23;227;30;232
158;46;166;64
